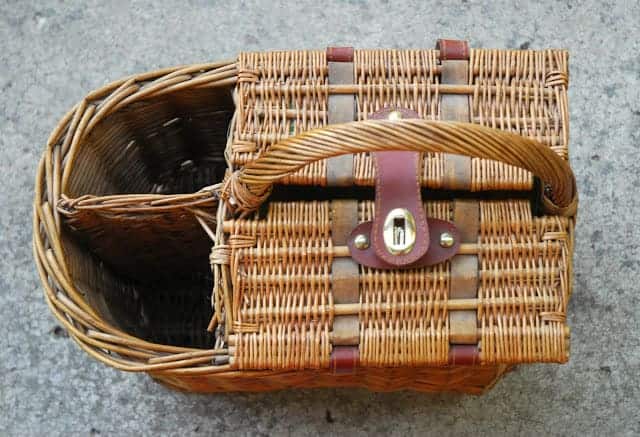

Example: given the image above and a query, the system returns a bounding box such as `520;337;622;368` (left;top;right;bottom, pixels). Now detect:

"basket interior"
60;85;234;348
66;87;233;197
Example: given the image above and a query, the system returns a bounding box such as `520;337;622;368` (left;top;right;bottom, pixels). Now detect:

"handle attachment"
219;119;578;217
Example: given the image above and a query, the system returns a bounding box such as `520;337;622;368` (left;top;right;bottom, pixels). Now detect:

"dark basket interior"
61;85;234;348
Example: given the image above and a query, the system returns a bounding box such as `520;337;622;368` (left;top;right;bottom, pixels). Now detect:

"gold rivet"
354;234;370;250
439;232;455;248
387;110;403;121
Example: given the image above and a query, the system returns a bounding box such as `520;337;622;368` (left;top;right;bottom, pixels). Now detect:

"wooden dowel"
252;108;566;122
221;222;478;255
246;83;557;97
235;132;560;144
227;322;570;348
236;296;558;320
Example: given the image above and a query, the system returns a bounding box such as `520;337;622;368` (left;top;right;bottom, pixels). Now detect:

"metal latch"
382;208;416;255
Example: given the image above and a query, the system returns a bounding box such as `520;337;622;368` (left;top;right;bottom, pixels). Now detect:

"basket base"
150;365;513;394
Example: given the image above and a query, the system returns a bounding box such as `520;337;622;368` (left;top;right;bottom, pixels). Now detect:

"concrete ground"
1;0;639;435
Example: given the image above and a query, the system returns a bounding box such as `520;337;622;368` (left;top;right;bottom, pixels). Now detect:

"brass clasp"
382;208;416;255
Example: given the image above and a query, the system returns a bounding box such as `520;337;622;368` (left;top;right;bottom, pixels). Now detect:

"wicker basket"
34;39;577;394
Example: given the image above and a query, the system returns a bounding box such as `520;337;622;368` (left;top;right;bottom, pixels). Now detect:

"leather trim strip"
331;258;359;304
448;345;479;365
326;50;355;186
439;43;471;191
327;46;354;62
449;311;478;344
330;345;359;374
331;199;359;246
449;199;480;348
331;315;360;345
436;39;470;60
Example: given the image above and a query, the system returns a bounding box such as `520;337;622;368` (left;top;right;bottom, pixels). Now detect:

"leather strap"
331;258;359;304
326;47;355;186
331;199;359;246
372;151;430;265
348;219;459;269
330;197;360;367
327;46;354;62
449;345;479;365
330;345;359;374
370;107;430;266
345;107;460;269
331;315;360;345
436;39;470;60
449;201;480;345
438;40;472;190
437;40;479;354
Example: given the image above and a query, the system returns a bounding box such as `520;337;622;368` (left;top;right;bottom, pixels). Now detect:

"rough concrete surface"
1;0;639;435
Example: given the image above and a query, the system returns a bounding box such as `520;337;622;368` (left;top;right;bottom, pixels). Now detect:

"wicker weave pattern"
231;49;568;190
223;199;572;369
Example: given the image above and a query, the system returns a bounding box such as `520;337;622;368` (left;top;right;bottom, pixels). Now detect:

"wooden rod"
250;109;559;126
236;296;559;320
227;324;570;348
235;132;559;144
246;83;557;97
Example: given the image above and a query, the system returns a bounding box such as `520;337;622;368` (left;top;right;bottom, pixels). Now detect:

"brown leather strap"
450;201;479;300
369;107;430;266
372;151;430;265
327;46;354;62
330;345;359;374
328;178;360;356
326;47;355;186
436;39;469;60
331;238;360;354
439;40;472;191
449;200;480;345
448;345;479;365
450;254;478;299
438;41;477;353
331;315;359;345
331;258;359;304
330;199;359;246
453;199;479;244
347;219;459;269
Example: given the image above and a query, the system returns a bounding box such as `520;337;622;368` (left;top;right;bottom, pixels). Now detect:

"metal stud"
354;234;370;250
387;110;403;121
439;232;455;248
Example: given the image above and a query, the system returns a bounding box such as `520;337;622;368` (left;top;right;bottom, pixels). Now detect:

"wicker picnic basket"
33;39;577;394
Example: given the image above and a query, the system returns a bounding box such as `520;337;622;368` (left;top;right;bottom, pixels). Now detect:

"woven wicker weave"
33;43;576;394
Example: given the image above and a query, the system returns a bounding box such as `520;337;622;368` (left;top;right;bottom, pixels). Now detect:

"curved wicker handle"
222;120;578;216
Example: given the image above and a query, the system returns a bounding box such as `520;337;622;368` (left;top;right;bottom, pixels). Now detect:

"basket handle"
221;119;578;216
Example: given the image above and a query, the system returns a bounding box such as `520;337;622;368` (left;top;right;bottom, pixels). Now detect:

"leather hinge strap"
330;256;360;373
437;39;472;190
448;199;480;363
326;47;355;186
330;199;360;373
436;39;479;365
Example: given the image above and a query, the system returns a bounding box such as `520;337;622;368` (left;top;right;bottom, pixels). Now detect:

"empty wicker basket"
33;39;577;394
